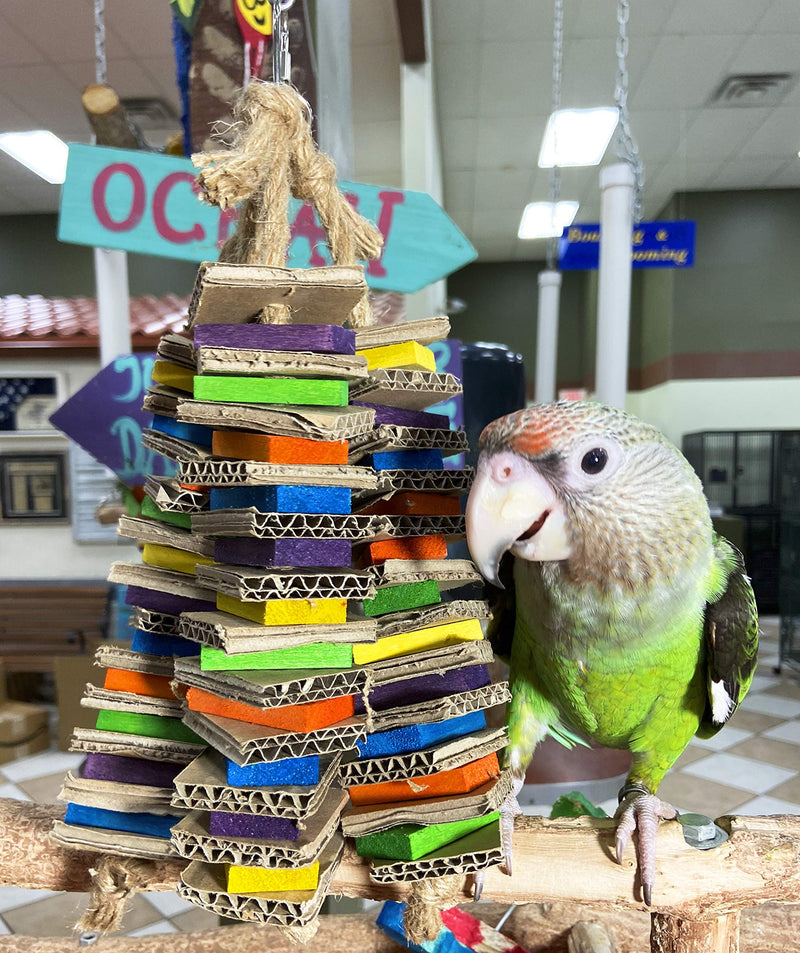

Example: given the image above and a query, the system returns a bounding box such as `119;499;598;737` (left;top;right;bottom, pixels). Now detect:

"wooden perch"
81;84;141;150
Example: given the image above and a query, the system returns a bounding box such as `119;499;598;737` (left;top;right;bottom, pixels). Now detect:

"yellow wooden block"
217;593;347;626
356;341;436;373
151;360;195;393
141;543;214;576
226;861;319;894
353;618;483;665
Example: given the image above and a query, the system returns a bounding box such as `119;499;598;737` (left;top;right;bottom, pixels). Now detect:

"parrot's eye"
581;448;608;474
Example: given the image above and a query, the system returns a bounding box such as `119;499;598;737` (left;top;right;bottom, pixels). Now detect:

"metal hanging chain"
271;0;295;84
93;0;107;86
546;0;564;270
614;0;644;222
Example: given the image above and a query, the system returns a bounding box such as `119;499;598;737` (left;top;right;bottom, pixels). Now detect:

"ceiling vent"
120;97;178;129
709;73;797;107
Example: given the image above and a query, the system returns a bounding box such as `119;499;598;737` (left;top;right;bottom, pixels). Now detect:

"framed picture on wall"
0;373;63;434
0;453;68;521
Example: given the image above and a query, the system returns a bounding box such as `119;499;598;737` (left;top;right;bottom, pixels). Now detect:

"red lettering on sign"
290;203;329;267
367;190;404;278
92;163;146;232
153;172;205;244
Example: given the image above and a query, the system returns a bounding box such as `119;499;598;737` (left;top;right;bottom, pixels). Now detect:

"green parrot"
465;401;758;905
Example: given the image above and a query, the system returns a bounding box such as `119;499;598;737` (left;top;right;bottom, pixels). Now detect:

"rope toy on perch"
77;855;161;934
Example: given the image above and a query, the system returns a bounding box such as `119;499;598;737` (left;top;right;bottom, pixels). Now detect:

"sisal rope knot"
76;855;156;934
404;873;467;944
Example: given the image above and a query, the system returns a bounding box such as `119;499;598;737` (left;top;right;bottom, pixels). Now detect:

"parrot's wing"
700;537;759;734
484;551;516;663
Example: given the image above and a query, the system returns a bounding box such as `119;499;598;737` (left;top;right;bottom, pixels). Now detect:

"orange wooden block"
212;431;349;465
362;535;448;566
358;492;461;517
348;752;501;806
179;483;205;491
185;686;355;732
103;668;176;700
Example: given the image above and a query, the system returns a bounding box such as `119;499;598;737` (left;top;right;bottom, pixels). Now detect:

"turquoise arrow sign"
58;143;476;294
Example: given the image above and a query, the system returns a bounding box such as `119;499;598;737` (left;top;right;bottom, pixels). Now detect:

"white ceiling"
1;0;799;264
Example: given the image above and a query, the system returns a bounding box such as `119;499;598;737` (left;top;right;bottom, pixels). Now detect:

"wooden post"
651;911;739;953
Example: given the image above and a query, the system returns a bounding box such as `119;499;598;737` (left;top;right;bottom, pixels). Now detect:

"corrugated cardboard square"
367;640;494;686
142;429;211;464
195;564;376;603
191;509;379;541
51;819;181;860
349;369;462;411
179;609;377;653
107;563;217;602
373;599;490;639
354;470;474;503
348;426;468;463
341;771;514;838
369;558;482;591
70;727;204;763
117;516;215;557
183;709;366;765
94;644;177;678
365;683;511;734
54;654;98;752
156;333;195;368
144;477;208;514
171;748;341;818
196;347;368;381
171;787;347;868
58;771;180;815
177;837;343;927
353;317;450;349
142;383;183;418
81;685;183;718
0;700;50;764
188;262;366;327
178;460;378;490
130;606;182;636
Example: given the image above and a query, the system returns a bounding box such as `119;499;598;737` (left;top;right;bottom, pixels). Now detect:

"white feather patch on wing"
710;678;734;724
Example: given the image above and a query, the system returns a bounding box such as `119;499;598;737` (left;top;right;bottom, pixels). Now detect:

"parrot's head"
466;400;709;588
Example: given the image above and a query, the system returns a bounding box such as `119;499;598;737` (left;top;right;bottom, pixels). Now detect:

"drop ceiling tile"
0;15;46;65
435;44;480;120
441;118;478;170
662;0;771;36
56;59;167;106
0;93;38;130
560;38;618;108
765;160;800;187
474;237;516;261
682;107;767;160
646;157;722;194
472;204;523;236
105;0;177;55
353;120;401;173
351;0;397;47
1;0;132;63
431;0;481;45
574;0;672;38
352;42;400;122
710;157;789;188
473;167;533;209
475;116;542;169
443;169;475;211
0;65;86;129
138;58;184;112
727;33;800;76
443;202;474;238
736;106;800;158
631;108;696;163
758;0;800;33
476;41;552;118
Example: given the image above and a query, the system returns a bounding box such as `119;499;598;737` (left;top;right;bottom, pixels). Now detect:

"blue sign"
558;220;695;270
428;339;465;471
58;144;477;294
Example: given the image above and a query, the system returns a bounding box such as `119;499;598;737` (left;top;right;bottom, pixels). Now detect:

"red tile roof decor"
0;294;190;352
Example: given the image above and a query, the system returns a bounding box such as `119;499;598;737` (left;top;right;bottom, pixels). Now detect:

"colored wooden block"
214;537;352;569
352;619;483;665
103;668;176;700
209;484;351;514
217;593;347;627
140;497;193;529
130;629;198;657
348;753;501;806
226;861;319;893
371;449;444;471
193;323;356;355
82;754;181;787
125;586;215;615
193;376;349;407
359;493;461;517
200;641;353;672
362;581;441;618
210;811;301;841
226;755;320;787
356;342;436;373
356;710;487;759
353;403;451;430
151;414;213;448
64;803;179;839
95;709;203;744
212;431;348;464
355;812;500;861
185;686;355;732
141;542;214;576
152;360;195;393
362;536;447;566
355;665;490;714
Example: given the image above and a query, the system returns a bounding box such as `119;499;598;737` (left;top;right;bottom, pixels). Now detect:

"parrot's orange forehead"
479;404;585;458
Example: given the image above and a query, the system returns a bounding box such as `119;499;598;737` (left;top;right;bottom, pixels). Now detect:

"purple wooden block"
356;665;491;715
124;586;215;615
209;811;301;841
82;753;181;788
193;323;356;355
214;537;352;569
353;402;451;430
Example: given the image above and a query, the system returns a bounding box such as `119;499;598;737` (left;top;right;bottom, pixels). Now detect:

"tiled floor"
0;617;796;936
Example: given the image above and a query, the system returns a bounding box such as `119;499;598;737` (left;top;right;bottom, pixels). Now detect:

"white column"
94;247;132;366
535;270;561;404
595;162;635;409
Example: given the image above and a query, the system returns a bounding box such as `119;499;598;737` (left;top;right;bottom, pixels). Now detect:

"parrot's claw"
470;776;523;902
614;788;678;907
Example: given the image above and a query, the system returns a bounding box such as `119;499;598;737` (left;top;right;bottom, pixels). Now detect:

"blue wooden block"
151;414;213;448
371;450;444;471
356;710;487;759
130;629;198;658
209;485;351;514
377;901;470;953
64;803;179;839
226;755;320;787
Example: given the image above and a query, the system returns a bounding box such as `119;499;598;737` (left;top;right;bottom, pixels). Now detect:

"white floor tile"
0;916;9;935
689;726;753;751
0;751;84;784
759;655;780;670
747;674;780;694
738;694;800;719
127;920;179;937
733;795;800;815
680;752;796;794
141;891;198;918
0;888;60;913
0;783;31;802
762;720;800;745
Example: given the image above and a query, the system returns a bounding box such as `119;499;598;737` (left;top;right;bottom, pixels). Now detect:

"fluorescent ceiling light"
538;108;619;168
0;130;69;184
518;201;579;240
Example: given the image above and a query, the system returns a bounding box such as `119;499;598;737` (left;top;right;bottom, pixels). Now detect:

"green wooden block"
200;642;354;672
95;709;203;744
362;581;441;618
193;376;349;406
355;811;500;861
141;496;193;529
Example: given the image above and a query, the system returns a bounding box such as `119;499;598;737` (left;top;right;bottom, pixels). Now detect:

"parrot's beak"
466;450;571;586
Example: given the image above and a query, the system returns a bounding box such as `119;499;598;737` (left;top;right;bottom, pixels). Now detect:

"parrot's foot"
471;775;523;901
614;785;678;907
